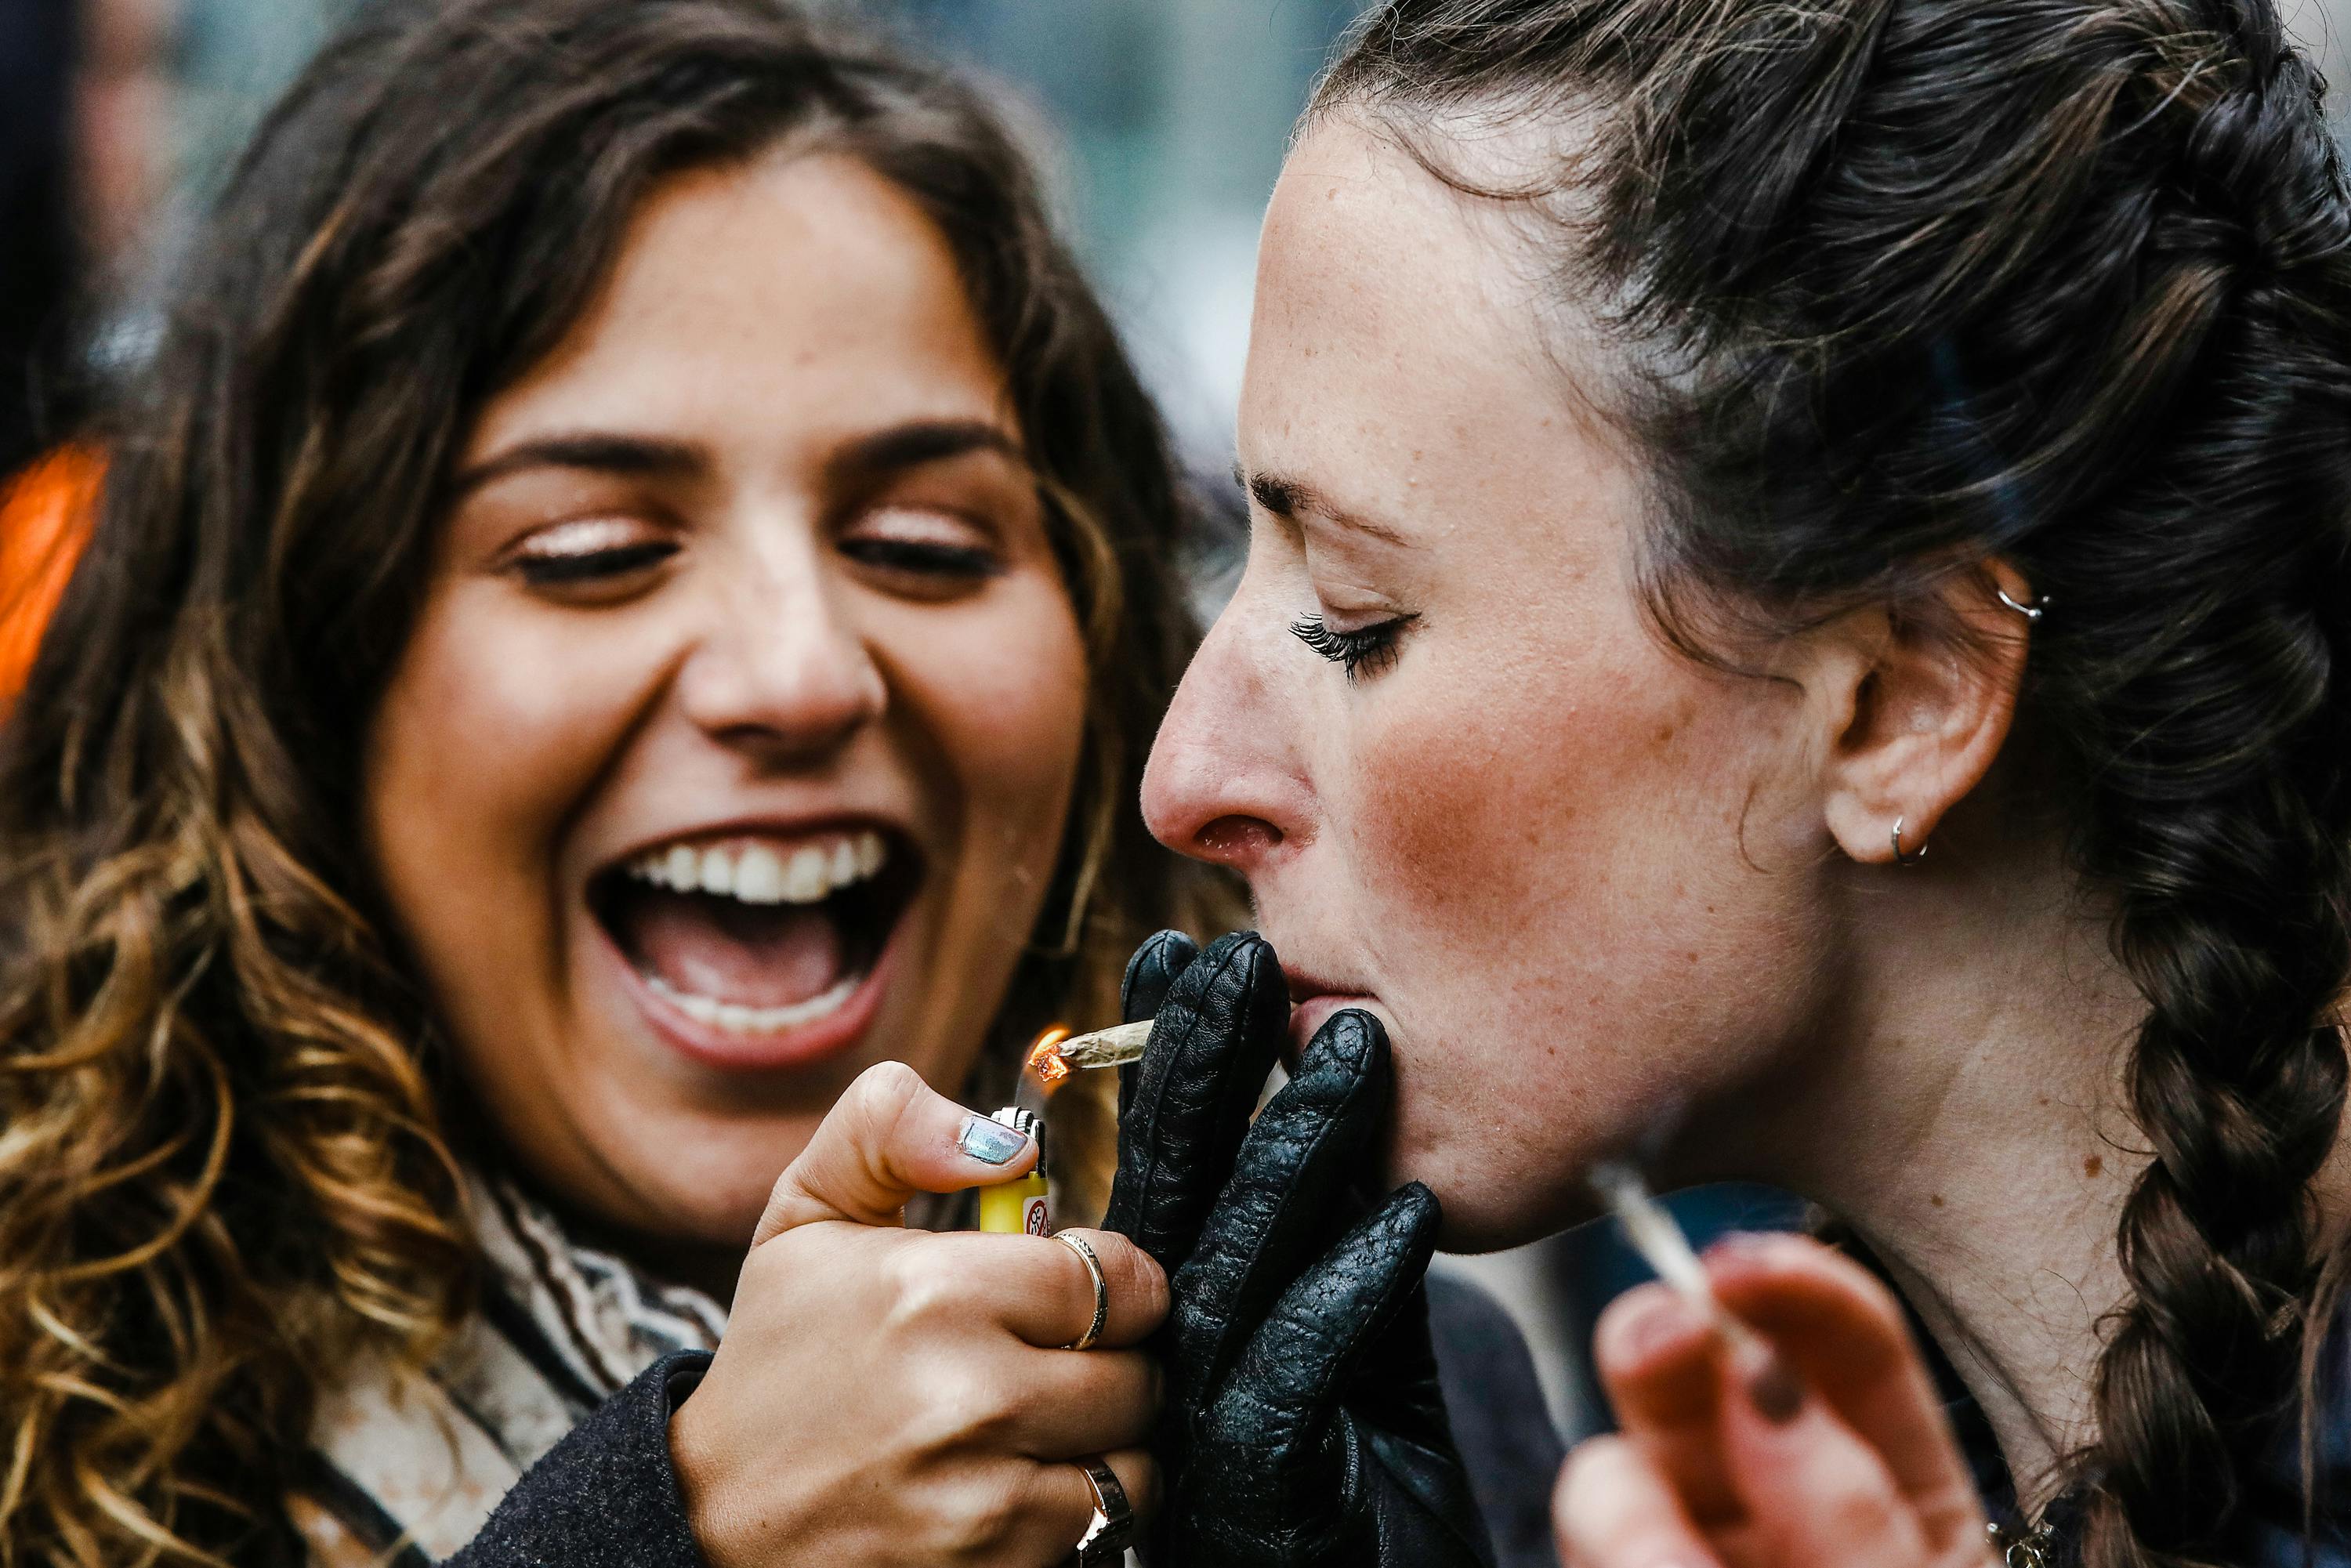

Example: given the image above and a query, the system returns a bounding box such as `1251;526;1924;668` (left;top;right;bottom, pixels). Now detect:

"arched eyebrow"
827;419;1026;486
451;433;704;498
1237;463;1410;546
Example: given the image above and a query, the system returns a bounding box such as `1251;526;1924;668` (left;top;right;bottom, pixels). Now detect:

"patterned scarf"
292;1172;727;1566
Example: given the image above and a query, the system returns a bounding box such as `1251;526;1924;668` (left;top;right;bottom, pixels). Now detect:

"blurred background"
5;0;2350;1443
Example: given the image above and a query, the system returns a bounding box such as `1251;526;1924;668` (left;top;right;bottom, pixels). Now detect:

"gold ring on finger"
1055;1232;1109;1352
1072;1455;1133;1565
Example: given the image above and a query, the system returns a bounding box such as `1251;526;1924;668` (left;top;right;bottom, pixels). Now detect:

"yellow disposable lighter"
976;1106;1050;1235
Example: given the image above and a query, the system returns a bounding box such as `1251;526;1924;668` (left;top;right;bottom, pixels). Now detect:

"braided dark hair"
1320;1;2351;1562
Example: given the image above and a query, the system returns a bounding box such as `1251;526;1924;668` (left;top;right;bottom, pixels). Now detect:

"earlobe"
1818;563;2035;866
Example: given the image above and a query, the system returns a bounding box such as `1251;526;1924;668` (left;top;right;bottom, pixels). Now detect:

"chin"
556;1101;826;1252
1397;1157;1571;1255
638;1154;787;1244
1382;1115;1596;1256
1440;1187;1602;1254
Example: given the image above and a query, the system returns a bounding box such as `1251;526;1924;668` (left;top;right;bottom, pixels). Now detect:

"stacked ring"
1056;1232;1109;1353
1072;1456;1133;1566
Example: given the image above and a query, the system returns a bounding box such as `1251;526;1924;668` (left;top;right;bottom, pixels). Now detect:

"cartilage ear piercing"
1996;586;2046;621
1893;815;1929;865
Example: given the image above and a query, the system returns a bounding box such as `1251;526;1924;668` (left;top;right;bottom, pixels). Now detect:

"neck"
1726;808;2149;1507
498;1164;745;1308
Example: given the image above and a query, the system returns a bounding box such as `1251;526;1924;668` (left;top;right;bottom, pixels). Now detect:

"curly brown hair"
1321;1;2351;1564
0;2;1212;1563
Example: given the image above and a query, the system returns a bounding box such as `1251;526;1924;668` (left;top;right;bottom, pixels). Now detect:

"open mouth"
589;827;919;1039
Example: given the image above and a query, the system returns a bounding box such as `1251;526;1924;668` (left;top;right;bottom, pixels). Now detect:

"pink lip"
1281;963;1380;1050
1287;991;1379;1051
598;916;901;1075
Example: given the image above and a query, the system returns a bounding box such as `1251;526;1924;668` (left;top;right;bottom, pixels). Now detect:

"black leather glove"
1103;930;1494;1568
1100;930;1286;1565
1102;930;1286;1276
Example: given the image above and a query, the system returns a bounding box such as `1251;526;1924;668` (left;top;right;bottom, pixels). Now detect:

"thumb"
753;1061;1036;1242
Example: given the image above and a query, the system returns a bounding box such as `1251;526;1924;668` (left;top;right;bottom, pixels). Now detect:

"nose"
1141;574;1312;876
676;550;886;762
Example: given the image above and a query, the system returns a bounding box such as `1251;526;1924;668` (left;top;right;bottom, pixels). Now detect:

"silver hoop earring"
1893;816;1929;865
1995;586;2046;621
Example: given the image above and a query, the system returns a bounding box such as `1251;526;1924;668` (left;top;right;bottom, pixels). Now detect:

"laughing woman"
0;2;1212;1563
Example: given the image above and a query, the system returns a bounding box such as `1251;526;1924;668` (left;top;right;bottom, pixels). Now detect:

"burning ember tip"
1024;1020;1153;1090
1025;1027;1076;1089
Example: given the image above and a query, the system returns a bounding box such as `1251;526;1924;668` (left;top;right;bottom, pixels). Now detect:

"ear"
1813;562;2035;866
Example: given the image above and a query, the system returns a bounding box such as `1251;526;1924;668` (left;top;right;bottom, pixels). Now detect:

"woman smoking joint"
1110;0;2351;1566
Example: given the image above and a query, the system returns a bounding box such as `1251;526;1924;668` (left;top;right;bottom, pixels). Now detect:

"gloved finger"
1121;928;1198;1024
754;1062;1034;1241
1206;1182;1443;1461
1101;931;1287;1266
1168;1007;1391;1387
1553;1434;1726;1568
1342;1275;1452;1450
1114;927;1197;1126
1351;1285;1500;1566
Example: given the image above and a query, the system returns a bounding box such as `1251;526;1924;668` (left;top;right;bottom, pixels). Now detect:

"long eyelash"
1289;613;1417;683
513;541;676;585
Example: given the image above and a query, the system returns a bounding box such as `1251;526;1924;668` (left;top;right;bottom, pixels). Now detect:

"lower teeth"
643;972;862;1035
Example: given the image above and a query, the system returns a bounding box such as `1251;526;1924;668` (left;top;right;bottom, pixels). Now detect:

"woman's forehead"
1242;118;1622;562
465;151;1017;474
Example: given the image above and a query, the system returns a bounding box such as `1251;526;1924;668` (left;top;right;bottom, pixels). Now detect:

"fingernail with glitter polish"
958;1115;1031;1166
1746;1351;1805;1425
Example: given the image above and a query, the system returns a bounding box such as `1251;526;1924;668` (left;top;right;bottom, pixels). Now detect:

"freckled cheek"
1343;665;1686;972
1336;654;1751;1156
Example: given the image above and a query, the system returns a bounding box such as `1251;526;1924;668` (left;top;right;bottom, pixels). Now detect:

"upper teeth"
625;830;888;904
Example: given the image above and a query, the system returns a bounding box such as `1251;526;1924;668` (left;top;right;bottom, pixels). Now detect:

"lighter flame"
1026;1026;1074;1090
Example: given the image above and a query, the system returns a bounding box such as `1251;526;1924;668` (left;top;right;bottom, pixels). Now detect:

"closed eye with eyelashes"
1290;612;1418;682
